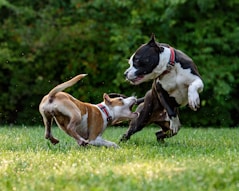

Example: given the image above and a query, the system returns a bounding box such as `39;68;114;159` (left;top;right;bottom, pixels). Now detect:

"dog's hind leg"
155;82;181;137
155;117;180;142
53;102;88;146
42;112;59;145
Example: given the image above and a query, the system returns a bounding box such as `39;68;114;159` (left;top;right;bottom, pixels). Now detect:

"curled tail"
48;74;87;97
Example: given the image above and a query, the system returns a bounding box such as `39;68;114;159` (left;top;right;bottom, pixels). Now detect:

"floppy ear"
103;93;112;105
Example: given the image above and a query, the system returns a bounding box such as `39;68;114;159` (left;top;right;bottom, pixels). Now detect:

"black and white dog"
121;34;204;142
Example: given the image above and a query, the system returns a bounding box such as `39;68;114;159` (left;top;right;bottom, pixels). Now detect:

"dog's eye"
118;97;124;103
116;97;124;105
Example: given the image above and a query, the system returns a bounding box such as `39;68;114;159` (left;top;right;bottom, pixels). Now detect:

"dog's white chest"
157;65;196;106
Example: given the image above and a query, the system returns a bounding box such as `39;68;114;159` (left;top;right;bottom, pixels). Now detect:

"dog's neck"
156;47;175;77
97;103;113;124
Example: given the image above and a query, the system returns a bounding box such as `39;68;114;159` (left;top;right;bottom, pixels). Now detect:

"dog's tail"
48;74;87;97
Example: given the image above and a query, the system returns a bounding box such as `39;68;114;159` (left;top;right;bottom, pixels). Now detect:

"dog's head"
124;34;168;85
103;93;139;124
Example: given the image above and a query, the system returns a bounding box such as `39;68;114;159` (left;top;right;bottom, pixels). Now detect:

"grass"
0;125;239;191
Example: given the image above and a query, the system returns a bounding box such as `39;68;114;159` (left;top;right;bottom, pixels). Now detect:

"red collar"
168;47;175;66
97;104;112;122
160;47;175;76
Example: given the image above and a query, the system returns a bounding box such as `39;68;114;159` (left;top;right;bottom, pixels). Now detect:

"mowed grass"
0;126;239;191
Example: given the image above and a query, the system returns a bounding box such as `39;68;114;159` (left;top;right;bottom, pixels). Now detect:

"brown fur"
39;74;138;148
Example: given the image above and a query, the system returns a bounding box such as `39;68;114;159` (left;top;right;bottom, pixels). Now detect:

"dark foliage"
0;0;238;126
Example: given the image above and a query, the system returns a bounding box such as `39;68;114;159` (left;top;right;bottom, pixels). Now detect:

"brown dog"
39;74;138;148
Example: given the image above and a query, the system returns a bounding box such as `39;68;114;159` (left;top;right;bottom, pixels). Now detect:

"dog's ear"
103;93;112;105
148;33;157;46
108;93;127;99
148;33;164;53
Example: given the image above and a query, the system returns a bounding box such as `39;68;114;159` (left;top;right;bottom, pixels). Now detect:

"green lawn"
0;126;239;191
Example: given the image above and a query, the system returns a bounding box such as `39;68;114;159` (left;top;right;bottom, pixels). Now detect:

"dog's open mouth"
129;102;135;111
130;75;144;84
129;100;139;117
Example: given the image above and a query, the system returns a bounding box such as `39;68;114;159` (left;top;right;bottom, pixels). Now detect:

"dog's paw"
188;92;200;111
119;134;130;142
155;130;166;143
169;117;181;134
77;139;89;146
110;142;120;149
188;81;202;111
49;137;59;145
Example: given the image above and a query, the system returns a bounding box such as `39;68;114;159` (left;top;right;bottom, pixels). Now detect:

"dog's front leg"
188;78;204;111
120;90;154;142
155;82;181;137
89;137;119;148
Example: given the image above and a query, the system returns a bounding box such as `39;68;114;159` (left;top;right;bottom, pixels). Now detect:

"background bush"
0;0;238;127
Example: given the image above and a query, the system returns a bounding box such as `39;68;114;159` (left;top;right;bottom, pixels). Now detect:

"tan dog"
39;74;138;148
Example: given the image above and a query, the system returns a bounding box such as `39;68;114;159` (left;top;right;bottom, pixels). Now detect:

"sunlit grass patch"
112;160;185;180
0;126;239;191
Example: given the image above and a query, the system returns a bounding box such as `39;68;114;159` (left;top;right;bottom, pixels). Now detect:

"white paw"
188;79;203;111
170;117;181;134
108;142;120;149
188;92;200;111
105;141;120;149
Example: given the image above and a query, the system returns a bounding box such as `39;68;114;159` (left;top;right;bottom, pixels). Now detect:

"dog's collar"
168;47;175;66
97;104;112;123
160;47;175;76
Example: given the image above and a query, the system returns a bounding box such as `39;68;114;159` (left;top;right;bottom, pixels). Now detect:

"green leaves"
0;0;238;126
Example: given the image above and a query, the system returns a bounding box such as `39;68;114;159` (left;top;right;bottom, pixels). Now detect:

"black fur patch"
174;49;201;77
155;82;179;118
133;44;161;76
